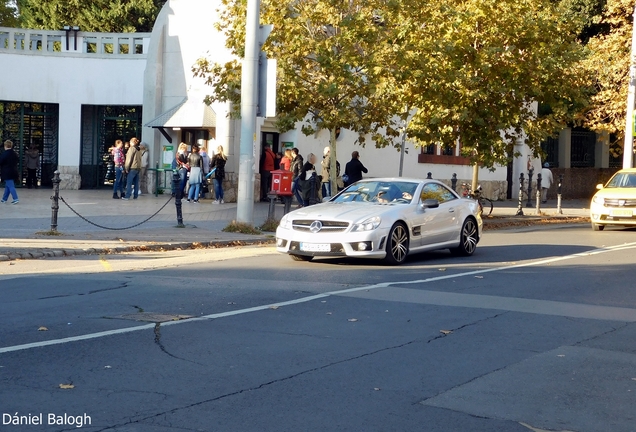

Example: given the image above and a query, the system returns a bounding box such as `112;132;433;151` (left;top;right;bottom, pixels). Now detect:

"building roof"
145;98;217;128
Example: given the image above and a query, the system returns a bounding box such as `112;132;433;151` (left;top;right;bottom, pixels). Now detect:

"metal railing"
0;26;150;58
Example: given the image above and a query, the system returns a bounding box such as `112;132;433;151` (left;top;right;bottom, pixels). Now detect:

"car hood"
594;188;636;199
287;202;403;222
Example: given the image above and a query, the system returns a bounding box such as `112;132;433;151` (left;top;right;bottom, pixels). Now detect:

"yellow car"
590;168;636;231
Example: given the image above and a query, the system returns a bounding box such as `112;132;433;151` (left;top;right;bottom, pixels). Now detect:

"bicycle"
460;183;494;216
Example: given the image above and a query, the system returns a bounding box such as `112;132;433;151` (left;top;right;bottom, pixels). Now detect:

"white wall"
2;51;146;168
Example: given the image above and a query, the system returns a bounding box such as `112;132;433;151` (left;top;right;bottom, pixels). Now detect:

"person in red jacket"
260;144;276;201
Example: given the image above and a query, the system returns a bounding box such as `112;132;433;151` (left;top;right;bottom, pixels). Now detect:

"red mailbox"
270;170;294;196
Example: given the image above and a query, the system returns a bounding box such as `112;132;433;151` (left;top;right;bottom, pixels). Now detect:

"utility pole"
236;0;261;225
623;4;636;169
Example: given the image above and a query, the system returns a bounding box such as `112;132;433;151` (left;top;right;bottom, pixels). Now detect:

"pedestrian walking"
290;148;304;207
343;151;368;187
187;145;203;203
541;162;554;203
111;140;125;199
25;146;39;188
211;145;227;204
0;140;19;204
123;137;142;200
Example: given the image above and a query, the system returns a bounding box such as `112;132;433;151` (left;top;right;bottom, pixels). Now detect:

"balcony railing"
0;27;151;58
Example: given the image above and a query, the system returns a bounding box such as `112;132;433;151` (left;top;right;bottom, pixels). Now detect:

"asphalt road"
1;225;635;432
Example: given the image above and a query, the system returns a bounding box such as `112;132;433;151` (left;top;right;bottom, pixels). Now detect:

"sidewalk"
0;188;590;261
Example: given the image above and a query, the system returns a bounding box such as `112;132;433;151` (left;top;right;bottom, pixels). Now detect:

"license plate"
610;209;633;217
300;243;330;252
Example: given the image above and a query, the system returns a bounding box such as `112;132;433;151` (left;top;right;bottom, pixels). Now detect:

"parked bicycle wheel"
479;197;493;216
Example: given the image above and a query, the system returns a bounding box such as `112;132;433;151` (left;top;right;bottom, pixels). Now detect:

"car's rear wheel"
290;254;313;262
592;222;605;231
384;222;409;265
451;218;478;256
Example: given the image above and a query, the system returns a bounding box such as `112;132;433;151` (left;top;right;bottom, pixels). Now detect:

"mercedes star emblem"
309;220;323;233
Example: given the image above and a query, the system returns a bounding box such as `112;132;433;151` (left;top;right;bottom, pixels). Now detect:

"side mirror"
596;184;603;190
420;199;439;209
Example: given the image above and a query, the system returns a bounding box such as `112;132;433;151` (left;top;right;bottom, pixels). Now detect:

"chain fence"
58;195;174;231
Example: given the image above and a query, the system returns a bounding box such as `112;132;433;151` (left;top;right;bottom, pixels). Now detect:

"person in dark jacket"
211;145;227;204
343;151;368;187
290;148;304;206
299;153;318;207
0;140;20;204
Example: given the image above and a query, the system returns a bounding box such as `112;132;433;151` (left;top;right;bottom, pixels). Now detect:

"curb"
0;237;276;262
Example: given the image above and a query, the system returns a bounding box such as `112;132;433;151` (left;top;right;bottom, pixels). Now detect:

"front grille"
292;219;349;233
604;199;636;207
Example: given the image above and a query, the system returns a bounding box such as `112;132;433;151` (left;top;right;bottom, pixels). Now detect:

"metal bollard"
172;171;184;227
50;170;61;232
451;173;457;192
536;173;542;214
426;172;433;179
526;168;534;207
516;172;524;216
283;196;292;215
557;174;563;214
267;191;277;220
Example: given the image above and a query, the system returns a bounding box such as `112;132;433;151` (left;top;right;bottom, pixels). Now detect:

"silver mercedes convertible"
275;178;483;265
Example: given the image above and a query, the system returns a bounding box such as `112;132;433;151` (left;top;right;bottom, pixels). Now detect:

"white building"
0;0;616;200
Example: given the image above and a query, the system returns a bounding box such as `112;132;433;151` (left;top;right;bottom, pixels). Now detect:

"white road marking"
1;242;636;355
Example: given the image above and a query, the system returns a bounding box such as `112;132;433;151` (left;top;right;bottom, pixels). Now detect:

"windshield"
332;181;419;204
606;173;636;188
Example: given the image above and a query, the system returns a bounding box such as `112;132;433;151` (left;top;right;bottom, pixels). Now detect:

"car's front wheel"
451;218;479;256
290;254;313;262
592;222;605;231
384;222;409;265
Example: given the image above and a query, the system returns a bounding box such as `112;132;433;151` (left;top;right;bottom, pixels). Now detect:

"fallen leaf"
631;378;636;381
474;276;484;279
438;268;446;271
440;330;452;335
104;366;112;369
321;300;327;303
374;388;381;391
557;355;565;357
38;326;48;331
59;384;74;389
269;306;279;310
326;312;332;315
348;318;358;322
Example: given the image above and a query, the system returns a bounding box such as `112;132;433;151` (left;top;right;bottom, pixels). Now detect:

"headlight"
279;214;292;230
352;216;381;232
592;196;604;205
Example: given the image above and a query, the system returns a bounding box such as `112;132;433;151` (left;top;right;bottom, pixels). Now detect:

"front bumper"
590;202;636;226
276;226;390;259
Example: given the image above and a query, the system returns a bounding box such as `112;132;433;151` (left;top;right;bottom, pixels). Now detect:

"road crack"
153;323;204;366
93;311;506;431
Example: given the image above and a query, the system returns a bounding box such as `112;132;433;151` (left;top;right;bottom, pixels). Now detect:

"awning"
144;98;217;142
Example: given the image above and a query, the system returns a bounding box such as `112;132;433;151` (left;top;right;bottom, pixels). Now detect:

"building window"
570;129;596;168
541;136;559;167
